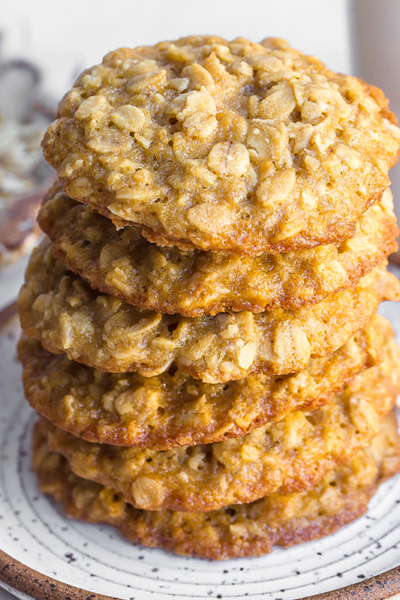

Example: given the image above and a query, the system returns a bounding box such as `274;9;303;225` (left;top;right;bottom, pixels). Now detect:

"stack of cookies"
18;36;400;559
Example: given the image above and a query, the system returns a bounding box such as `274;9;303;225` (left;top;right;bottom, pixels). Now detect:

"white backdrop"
1;0;350;99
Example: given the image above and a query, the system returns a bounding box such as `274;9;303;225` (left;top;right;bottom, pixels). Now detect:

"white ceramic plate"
0;274;400;600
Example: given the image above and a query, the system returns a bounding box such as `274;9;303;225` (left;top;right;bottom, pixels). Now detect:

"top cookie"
41;36;400;255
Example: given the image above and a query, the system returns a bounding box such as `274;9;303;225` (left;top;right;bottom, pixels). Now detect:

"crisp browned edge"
1;305;400;600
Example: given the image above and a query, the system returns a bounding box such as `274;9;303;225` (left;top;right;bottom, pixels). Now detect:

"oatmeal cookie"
18;315;389;449
40;347;400;512
32;413;400;559
39;184;399;316
41;36;400;256
18;239;400;382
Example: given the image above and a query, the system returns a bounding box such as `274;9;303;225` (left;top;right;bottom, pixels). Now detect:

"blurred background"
2;0;352;100
0;0;399;311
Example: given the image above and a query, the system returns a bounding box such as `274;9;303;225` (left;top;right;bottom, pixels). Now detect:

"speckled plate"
1;272;400;600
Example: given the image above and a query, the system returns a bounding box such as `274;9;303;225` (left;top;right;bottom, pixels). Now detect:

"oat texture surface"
18;239;400;382
19;315;389;448
40;344;400;512
39;184;399;316
41;36;400;255
32;412;400;559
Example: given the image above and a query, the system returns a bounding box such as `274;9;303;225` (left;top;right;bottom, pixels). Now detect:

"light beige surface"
351;0;400;232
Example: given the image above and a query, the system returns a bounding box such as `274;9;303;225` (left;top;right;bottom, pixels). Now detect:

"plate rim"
1;548;400;600
1;303;400;600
